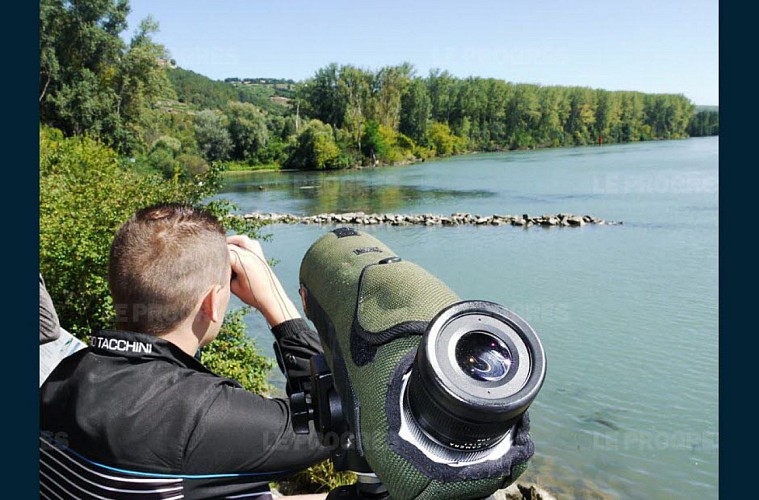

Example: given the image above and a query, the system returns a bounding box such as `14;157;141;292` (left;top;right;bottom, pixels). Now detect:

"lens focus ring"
405;301;546;451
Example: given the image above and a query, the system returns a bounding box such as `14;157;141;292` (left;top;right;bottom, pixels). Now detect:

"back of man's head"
109;203;228;335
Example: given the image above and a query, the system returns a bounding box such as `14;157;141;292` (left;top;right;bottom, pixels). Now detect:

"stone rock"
239;211;618;228
492;482;558;500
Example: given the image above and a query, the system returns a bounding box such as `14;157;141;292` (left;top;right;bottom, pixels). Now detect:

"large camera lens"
406;301;546;452
456;331;512;382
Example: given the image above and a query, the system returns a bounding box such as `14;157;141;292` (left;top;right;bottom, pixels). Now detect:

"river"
216;136;719;499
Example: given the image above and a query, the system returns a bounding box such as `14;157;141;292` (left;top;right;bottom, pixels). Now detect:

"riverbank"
220;138;705;175
237;211;621;227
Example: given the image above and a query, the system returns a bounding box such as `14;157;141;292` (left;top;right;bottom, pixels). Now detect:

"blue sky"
125;0;718;105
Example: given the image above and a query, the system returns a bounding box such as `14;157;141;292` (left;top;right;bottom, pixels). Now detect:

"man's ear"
200;285;224;324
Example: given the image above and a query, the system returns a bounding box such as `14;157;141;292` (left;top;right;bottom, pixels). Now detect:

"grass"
223;161;281;173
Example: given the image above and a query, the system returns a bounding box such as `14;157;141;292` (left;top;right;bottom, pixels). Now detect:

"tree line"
295;63;705;166
40;0;716;177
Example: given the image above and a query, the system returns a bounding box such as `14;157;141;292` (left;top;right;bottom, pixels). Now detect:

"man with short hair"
40;203;329;499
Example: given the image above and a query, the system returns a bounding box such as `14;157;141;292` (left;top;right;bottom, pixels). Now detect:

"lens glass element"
455;331;512;382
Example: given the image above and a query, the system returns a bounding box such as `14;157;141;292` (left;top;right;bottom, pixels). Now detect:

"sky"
125;0;719;106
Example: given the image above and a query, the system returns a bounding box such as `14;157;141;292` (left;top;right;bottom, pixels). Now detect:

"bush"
285;119;342;170
201;308;274;395
276;459;356;495
39;126;262;338
428;121;465;156
177;154;210;177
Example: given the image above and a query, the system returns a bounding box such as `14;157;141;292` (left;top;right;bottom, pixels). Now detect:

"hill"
167;67;291;115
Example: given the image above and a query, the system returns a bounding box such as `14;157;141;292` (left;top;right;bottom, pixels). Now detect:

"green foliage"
399;78;432;144
152;135;182;153
168;67;240;109
177;154;210;177
276;460;356;495
234;84;292;115
688;110;719;137
298;63;348;129
39;127;263;337
361;122;417;165
428;121;465;156
195;110;233;161
361;120;388;161
223;161;281;172
201;308;274;395
168;68;291;115
285;120;342;170
143;135;207;180
39;0;174;153
225;101;270;161
147;147;180;179
297;63;703;161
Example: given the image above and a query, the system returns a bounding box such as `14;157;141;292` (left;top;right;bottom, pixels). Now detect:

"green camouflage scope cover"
300;229;532;499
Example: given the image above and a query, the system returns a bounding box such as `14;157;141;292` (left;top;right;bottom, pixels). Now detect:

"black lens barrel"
405;301;546;451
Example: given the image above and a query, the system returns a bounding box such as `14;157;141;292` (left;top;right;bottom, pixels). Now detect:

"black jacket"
40;319;330;499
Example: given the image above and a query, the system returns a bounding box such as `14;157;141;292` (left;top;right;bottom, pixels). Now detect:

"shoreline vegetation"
219;136;702;175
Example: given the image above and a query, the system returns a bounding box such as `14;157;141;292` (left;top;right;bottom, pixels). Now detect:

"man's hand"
227;235;301;327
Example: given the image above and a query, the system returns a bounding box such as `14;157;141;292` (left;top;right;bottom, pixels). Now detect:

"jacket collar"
89;329;213;374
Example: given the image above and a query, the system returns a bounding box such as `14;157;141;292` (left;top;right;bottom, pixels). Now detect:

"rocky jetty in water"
240;211;621;228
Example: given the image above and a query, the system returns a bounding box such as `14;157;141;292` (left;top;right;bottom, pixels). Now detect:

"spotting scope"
293;228;546;499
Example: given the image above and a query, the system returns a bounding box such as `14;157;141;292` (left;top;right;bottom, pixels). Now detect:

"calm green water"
217;137;718;499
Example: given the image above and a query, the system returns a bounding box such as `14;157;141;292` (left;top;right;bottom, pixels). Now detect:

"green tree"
372;63;413;130
195;110;233;161
428;121;463;156
40;0;173;153
399;78;431;144
339;65;373;154
618;92;646;141
361;120;388;163
285;120;342;170
594;90;621;144
427;69;456;123
688;110;719;136
536;86;568;146
506;85;541;149
225;101;270;161
113;16;176;151
299;63;347;128
565;87;597;145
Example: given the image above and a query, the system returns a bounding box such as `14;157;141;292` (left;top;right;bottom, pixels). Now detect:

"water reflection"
221;172;494;215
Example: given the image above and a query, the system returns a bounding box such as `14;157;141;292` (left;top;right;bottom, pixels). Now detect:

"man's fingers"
226;235;262;254
228;249;242;279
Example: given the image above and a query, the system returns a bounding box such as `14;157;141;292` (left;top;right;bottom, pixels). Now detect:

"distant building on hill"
224;77;295;89
157;58;177;69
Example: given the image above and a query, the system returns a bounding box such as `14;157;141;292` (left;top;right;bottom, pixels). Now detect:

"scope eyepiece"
405;301;546;452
